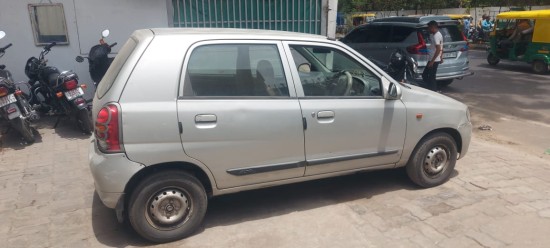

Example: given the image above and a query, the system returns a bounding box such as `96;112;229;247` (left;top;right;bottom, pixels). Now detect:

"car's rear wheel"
437;79;453;87
406;133;457;188
532;60;549;74
128;171;207;243
487;53;500;65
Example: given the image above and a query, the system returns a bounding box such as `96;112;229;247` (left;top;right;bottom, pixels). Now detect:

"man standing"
423;20;443;92
463;17;471;38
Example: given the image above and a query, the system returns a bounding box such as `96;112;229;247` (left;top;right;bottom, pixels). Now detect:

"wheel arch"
124;162;215;201
415;128;463;155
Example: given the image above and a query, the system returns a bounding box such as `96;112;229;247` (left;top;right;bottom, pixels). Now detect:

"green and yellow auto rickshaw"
487;9;550;74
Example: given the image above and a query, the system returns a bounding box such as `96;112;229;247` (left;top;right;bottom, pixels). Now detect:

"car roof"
148;28;329;42
364;16;459;28
372;15;452;23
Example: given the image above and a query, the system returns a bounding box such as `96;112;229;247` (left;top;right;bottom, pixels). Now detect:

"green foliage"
337;0;550;13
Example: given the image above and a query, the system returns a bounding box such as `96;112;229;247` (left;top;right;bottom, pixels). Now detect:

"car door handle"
195;114;217;129
195;114;217;123
317;111;335;119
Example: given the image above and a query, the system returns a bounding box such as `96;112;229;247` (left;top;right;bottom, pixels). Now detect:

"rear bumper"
414;69;475;81
89;139;144;209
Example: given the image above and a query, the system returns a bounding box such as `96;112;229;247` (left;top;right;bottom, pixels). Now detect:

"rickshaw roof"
351;13;376;18
446;14;471;19
497;9;550;19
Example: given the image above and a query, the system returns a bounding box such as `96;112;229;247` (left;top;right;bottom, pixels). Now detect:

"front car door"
283;41;407;176
177;41;305;189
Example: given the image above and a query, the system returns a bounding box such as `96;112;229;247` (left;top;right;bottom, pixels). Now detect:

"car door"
177;41;305;189
283;41;407;176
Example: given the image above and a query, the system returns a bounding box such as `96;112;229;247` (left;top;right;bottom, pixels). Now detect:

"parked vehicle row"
0;31;39;143
0;30;116;142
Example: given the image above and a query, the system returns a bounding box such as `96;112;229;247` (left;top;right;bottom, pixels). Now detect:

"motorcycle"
76;29;117;88
0;31;39;143
369;49;427;88
25;41;93;134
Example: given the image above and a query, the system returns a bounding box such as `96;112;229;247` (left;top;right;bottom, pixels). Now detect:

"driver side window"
289;45;381;97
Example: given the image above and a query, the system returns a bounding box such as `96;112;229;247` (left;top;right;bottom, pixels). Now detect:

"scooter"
0;31;39;143
25;42;93;134
76;29;117;88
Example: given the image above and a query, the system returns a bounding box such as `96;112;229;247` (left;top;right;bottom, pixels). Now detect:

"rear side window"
391;26;415;42
421;25;464;43
344;25;391;43
185;44;289;97
97;37;137;98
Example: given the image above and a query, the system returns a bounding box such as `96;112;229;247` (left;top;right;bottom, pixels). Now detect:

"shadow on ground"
90;168;459;246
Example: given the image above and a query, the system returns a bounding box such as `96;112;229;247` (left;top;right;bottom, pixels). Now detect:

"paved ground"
2;117;550;248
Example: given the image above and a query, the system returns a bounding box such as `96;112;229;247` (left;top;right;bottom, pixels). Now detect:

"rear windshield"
97;37;138;99
422;25;464;43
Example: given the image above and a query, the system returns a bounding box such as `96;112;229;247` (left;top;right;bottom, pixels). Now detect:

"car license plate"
0;94;16;108
443;52;457;58
65;87;84;100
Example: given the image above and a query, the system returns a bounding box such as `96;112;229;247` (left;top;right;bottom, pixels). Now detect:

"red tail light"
64;79;78;90
0;87;8;97
407;32;429;55
95;104;122;153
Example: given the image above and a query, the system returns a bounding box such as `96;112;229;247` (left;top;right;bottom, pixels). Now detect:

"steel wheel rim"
145;187;192;230
423;146;449;177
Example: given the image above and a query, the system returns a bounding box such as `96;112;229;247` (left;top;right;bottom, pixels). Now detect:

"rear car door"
177;41;305;189
283;41;407;176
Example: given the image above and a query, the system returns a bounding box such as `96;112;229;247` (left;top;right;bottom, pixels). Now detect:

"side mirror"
387;82;402;100
75;56;84;63
0;31;5;40
298;63;311;73
101;29;110;38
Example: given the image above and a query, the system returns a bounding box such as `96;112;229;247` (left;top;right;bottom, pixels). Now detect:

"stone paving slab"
1;118;550;247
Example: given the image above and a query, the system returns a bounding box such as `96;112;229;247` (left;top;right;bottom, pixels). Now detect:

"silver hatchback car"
341;16;474;87
89;28;472;243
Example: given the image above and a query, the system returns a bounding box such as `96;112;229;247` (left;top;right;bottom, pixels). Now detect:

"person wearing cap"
422;20;443;92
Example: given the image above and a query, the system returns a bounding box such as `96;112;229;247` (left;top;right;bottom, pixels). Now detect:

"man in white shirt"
422;20;443;92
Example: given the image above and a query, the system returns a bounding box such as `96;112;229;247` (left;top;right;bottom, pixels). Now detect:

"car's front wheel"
128;171;207;243
406;133;457;188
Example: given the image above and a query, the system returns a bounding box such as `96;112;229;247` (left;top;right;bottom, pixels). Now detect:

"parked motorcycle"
25;41;93;134
76;29;117;87
0;31;39;143
369;49;426;88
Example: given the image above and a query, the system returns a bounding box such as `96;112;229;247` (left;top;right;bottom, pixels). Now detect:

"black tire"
487;53;500;66
10;117;35;144
532;60;549;74
437;79;453;88
77;108;93;134
406;132;457;188
128;171;207;243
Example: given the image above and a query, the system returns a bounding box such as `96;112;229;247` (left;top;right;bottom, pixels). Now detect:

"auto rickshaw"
351;13;375;26
487;9;550;74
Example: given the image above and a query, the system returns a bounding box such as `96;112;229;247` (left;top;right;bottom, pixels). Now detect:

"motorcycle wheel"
77;108;93;134
10;117;35;144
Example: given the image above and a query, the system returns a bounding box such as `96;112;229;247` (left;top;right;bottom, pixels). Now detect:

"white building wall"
0;0;169;99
